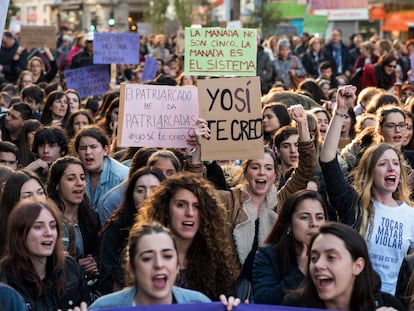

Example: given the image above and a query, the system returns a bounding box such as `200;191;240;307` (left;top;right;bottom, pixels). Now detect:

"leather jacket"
1;255;89;311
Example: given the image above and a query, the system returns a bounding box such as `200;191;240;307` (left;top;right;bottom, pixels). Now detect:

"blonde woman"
320;85;414;295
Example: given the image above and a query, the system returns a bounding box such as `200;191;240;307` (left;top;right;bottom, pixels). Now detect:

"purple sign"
92;302;326;311
64;65;110;98
94;32;140;64
141;55;159;82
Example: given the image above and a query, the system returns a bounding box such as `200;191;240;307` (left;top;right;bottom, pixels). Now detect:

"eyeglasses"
386;64;397;69
382;122;408;131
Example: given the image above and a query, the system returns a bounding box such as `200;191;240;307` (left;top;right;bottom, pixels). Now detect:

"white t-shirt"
366;200;414;295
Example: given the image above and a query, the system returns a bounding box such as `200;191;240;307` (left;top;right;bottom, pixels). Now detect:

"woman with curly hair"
135;172;240;300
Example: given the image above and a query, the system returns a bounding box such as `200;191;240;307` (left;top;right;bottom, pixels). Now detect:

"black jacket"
70;49;93;69
396;254;414;308
1;255;90;311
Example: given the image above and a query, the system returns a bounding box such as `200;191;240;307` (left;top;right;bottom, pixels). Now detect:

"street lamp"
108;0;115;28
108;13;115;27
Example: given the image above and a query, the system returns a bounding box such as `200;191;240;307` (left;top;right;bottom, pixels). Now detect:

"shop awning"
381;11;414;32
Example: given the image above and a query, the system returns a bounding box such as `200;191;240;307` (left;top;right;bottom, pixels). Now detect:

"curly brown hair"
135;172;240;299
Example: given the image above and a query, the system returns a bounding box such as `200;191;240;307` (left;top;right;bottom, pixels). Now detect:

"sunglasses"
386;64;397;69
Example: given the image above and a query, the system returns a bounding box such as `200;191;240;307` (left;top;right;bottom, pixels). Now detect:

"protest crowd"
2;23;414;311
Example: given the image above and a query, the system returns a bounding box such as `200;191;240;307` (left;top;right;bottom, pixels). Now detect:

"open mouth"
385;175;397;185
393;135;402;142
182;221;194;228
73;190;84;197
315;275;333;288
255;179;268;190
290;156;298;162
153;274;167;289
85;157;94;165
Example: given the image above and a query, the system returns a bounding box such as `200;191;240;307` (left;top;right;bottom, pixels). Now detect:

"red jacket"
359;64;396;91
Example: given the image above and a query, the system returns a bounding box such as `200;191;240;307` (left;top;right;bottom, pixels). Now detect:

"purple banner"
64;65;110;98
94;32;140;64
93;302;324;311
141;55;158;82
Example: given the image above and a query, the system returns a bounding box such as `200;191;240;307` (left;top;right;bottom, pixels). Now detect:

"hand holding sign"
195;118;211;145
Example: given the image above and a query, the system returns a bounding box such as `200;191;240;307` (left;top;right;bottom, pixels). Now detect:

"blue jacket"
89;286;211;309
0;282;28;311
96;180;127;226
252;244;304;304
86;157;128;213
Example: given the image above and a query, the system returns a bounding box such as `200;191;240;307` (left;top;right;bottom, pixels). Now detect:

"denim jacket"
86;157;128;212
89;286;211;309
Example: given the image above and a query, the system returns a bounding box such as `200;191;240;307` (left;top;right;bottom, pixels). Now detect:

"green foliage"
174;0;193;28
245;2;281;38
6;0;20;29
152;0;169;33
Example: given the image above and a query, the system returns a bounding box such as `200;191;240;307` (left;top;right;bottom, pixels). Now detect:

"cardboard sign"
0;0;10;42
198;76;263;161
141;55;158;82
94;32;140;64
64;65;110;98
20;26;56;49
175;29;185;56
118;83;199;148
184;27;257;77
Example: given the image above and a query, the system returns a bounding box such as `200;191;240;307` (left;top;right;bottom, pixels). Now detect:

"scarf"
375;65;394;90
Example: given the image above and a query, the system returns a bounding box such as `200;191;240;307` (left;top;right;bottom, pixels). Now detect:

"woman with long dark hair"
0;169;46;257
252;190;327;304
47;156;101;281
360;54;397;92
98;167;165;294
0;200;89;310
283;222;404;310
40;90;70;127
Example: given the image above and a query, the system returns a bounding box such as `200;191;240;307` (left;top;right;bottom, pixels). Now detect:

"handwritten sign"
93;32;140;64
92;302;325;311
184;27;257;76
198;76;263;161
141;55;158;82
118;83;199;148
175;30;185;56
20;26;56;49
64;65;110;98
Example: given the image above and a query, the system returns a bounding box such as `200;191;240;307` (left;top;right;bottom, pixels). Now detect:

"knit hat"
62;34;73;44
278;39;291;49
86;31;94;41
